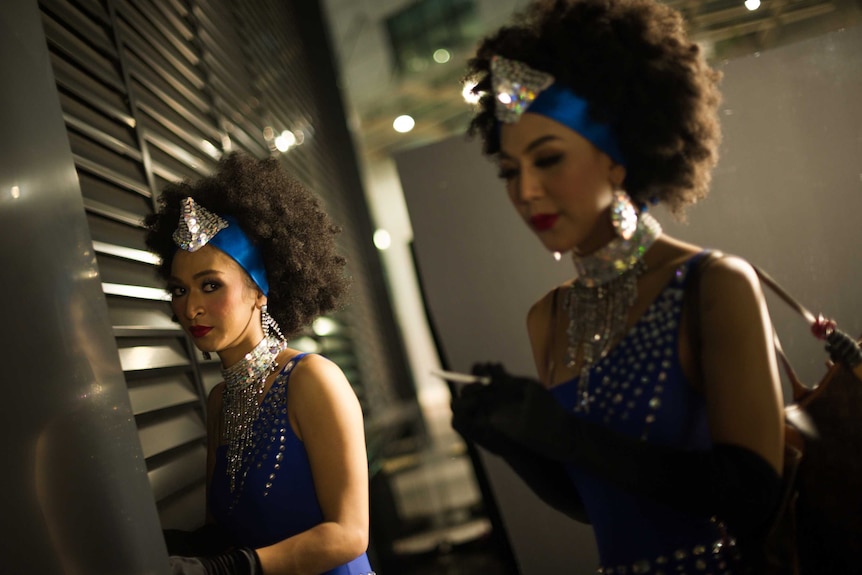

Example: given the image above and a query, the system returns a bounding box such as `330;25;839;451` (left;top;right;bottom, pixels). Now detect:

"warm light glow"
744;0;761;10
462;80;481;104
373;229;392;250
292;336;321;353
498;93;512;105
433;48;451;64
275;130;297;152
312;317;339;337
10;186;20;199
393;115;415;133
201;140;220;158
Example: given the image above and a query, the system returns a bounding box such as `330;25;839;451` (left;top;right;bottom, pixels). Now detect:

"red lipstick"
530;213;559;231
189;326;213;338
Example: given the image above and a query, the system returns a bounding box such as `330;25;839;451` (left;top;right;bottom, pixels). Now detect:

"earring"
261;304;285;343
202;350;212;360
553;251;562;261
610;190;638;240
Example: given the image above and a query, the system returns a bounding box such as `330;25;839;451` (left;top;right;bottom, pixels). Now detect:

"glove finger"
459;381;491;400
485;362;509;381
471;362;496;377
827;338;851;357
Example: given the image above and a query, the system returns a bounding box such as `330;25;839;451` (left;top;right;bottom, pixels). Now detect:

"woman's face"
497;113;626;256
168;244;265;366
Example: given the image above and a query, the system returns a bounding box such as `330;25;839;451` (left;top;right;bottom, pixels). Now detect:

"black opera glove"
169;548;262;575
826;328;862;369
471;364;782;541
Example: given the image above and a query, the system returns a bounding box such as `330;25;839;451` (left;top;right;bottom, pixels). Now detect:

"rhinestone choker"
221;334;286;492
565;212;662;412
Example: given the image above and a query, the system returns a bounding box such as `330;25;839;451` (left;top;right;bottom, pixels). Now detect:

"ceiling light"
393;115;415;133
745;0;760;10
433;49;451;64
373;229;392;250
462;80;481;104
274;130;297;152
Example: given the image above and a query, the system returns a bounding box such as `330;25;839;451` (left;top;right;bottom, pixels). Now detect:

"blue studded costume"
549;254;739;574
210;353;373;575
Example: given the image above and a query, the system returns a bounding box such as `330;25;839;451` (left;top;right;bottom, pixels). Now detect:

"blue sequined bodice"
550;253;739;573
209;353;373;575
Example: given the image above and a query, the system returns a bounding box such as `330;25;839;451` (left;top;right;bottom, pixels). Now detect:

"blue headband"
172;198;270;295
491;55;625;165
208;215;270;295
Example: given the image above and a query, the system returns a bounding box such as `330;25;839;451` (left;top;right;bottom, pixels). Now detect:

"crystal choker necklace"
565;212;662;412
221;334;287;492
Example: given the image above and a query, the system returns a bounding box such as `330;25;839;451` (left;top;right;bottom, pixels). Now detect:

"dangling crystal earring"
261;304;286;344
553;251;562;262
610;190;638;241
202;350;212;360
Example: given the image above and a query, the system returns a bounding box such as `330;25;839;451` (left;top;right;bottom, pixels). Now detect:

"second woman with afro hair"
145;153;374;575
451;0;786;573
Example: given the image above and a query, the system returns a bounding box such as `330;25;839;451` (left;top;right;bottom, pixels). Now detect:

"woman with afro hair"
451;0;789;572
145;153;373;575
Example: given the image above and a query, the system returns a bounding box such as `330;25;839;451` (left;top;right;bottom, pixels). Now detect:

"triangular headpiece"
172;197;229;252
491;55;555;124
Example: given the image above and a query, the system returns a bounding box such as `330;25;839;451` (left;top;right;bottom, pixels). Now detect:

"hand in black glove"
164;524;233;557
450;363;538;455
826;329;862;368
169;548;261;575
450;363;590;522
472;364;577;462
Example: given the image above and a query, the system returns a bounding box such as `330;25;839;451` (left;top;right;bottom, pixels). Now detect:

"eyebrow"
168;269;224;283
499;135;562;160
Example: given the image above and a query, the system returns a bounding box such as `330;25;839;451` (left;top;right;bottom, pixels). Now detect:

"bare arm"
697;256;784;473
255;355;369;575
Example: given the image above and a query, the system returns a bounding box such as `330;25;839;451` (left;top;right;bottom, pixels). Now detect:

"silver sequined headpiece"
172;197;228;252
491;55;555;124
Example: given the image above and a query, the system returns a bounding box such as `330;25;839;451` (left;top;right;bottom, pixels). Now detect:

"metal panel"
158;483;207;530
128;374;199;415
148;444;208;501
138;410;207;459
118;341;190;371
0;1;168;572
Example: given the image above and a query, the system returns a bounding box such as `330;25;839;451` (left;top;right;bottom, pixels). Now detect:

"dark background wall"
397;24;862;574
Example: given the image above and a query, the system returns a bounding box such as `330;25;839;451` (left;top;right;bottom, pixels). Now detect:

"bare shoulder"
698;253;763;306
288;353;357;405
288;354;364;443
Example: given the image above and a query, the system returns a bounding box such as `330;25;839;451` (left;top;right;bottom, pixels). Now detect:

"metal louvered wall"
39;0;418;530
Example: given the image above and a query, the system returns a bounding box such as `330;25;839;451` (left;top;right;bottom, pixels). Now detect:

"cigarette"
429;369;491;385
